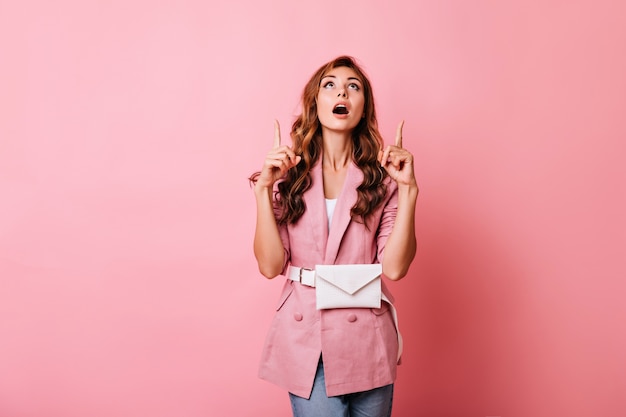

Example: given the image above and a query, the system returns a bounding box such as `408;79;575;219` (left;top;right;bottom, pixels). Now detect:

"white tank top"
325;198;337;229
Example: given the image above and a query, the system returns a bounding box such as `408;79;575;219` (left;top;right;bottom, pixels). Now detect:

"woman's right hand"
255;120;302;190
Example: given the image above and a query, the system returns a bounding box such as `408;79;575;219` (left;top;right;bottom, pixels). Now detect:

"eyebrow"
321;75;363;83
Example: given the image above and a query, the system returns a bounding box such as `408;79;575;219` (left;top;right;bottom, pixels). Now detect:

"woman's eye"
348;83;360;91
323;81;335;88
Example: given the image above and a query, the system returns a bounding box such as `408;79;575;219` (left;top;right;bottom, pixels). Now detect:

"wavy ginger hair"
268;56;388;225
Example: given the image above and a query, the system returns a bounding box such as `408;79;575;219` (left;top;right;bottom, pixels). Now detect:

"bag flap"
315;264;382;295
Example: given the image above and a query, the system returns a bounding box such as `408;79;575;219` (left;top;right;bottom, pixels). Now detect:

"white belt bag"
288;264;382;310
315;264;382;310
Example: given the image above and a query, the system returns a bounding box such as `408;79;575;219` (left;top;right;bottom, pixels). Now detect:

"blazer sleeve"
375;180;398;263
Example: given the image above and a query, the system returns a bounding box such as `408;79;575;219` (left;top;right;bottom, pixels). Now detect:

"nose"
337;89;347;98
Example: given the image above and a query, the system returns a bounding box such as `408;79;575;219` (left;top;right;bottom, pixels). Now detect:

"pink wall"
1;1;624;416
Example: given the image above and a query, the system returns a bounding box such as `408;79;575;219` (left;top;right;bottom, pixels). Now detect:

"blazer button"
294;312;303;321
347;313;357;322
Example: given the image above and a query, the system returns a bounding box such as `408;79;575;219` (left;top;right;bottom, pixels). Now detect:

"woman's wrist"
254;183;273;199
397;181;419;199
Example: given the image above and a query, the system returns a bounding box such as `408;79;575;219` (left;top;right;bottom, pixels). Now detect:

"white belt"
288;266;316;287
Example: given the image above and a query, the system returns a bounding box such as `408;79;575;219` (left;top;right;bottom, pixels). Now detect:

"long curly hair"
256;56;389;225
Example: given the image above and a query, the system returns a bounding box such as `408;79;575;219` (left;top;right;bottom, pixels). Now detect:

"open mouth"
332;104;349;115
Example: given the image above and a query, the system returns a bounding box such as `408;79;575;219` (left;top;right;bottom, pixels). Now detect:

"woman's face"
316;66;365;134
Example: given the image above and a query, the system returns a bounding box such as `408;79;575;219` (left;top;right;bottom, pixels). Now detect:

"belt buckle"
299;267;313;283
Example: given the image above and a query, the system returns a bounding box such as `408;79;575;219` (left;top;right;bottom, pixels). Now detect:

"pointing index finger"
395;120;404;148
273;119;281;148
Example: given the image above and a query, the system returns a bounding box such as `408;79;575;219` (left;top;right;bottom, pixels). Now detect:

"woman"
250;56;418;417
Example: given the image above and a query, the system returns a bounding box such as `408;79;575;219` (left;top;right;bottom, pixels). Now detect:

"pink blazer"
258;160;400;398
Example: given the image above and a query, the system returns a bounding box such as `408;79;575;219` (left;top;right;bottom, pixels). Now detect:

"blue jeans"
289;358;394;417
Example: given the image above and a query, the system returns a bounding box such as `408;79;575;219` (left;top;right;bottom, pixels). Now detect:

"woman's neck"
322;130;352;171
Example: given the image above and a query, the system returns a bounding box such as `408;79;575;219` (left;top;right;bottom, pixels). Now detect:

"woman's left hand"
378;121;417;187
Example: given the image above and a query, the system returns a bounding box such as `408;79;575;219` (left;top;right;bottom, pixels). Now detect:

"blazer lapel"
306;162;329;257
324;161;362;264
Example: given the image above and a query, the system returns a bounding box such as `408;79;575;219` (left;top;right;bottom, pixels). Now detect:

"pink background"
1;1;625;416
